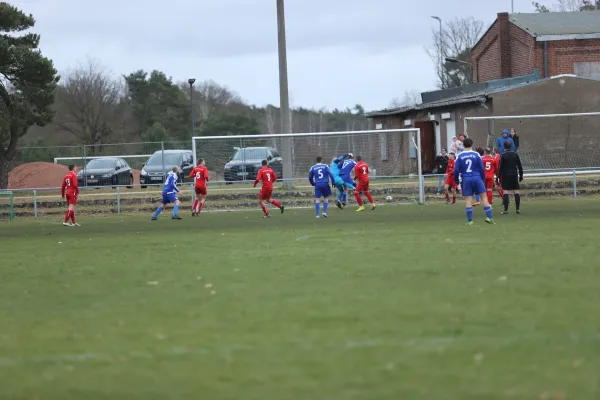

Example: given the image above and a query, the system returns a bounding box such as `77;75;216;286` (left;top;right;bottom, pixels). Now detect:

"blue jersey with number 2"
454;151;484;182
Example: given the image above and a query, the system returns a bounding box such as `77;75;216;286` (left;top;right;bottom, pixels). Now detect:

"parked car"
77;157;134;188
140;150;194;188
223;147;283;183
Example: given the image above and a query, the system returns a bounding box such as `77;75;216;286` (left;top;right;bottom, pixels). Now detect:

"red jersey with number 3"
354;161;369;182
255;167;277;189
62;171;79;197
482;155;497;179
190;166;209;187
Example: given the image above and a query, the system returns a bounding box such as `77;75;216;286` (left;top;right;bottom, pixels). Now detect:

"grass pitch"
1;199;599;399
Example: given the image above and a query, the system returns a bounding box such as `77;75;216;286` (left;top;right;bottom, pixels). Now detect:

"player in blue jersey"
151;166;182;220
308;156;336;218
330;153;354;208
338;155;357;207
454;138;494;226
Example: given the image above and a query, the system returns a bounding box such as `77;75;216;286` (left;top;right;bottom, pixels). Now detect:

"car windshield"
146;153;182;166
85;159;116;169
232;148;267;160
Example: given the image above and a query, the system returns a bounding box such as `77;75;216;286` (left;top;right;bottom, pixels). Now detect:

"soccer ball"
385;195;393;202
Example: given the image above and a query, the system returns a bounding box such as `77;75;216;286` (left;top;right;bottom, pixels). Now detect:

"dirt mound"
9;162;78;189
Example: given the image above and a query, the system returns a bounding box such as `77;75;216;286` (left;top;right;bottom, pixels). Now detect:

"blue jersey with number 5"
309;163;335;186
454;150;484;182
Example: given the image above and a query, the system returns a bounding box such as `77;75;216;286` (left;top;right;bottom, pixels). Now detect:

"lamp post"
431;16;443;88
188;78;196;137
277;0;293;189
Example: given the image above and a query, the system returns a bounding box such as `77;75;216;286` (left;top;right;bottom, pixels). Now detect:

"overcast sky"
15;0;544;111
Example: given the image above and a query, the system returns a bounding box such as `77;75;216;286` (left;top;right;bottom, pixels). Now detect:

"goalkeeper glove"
519;176;523;182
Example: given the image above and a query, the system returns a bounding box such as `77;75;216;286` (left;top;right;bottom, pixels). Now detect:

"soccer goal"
192;128;425;205
465;111;600;171
0;191;15;221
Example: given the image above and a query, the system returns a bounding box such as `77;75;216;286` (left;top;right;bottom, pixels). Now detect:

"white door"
446;119;456;152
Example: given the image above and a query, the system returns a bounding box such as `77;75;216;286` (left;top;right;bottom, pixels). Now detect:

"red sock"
270;199;282;209
498;187;504;197
260;204;269;216
445;192;450;201
354;192;363;206
64;210;70;223
365;192;374;203
198;201;204;212
193;199;198;212
487;191;493;205
452;196;456;203
70;210;76;224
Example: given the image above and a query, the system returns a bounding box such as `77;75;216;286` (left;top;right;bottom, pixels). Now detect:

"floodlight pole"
188;78;196;137
277;0;293;189
431;16;443;89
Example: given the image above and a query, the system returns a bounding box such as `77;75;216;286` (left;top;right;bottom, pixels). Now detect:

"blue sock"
337;191;343;201
466;207;473;222
152;206;162;218
172;204;180;217
323;201;328;213
342;193;347;203
475;194;480;202
315;201;320;216
484;206;493;219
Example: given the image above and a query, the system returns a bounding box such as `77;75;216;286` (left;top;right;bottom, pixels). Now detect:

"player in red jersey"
444;152;457;204
189;158;209;216
493;146;504;197
61;165;80;227
253;160;284;218
481;147;498;205
353;155;375;211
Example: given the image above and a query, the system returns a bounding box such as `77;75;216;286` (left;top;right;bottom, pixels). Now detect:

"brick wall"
472;13;600;82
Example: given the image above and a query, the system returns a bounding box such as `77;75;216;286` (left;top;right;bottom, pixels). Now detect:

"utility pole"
277;0;293;189
188;78;196;137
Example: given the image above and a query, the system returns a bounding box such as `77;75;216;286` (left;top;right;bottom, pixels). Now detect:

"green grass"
1;200;599;399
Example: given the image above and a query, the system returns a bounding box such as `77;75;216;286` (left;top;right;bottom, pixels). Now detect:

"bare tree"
533;0;598;11
264;105;278;134
55;59;124;150
389;90;422;108
426;16;484;89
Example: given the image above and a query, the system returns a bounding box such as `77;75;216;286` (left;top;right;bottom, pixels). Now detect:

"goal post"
192;128;425;204
0;191;14;221
464;111;600;171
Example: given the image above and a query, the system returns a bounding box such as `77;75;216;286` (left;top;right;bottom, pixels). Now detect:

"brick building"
366;75;600;175
472;11;600;82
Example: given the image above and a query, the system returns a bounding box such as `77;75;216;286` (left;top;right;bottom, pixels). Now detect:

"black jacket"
498;151;523;180
511;134;520;151
434;155;448;174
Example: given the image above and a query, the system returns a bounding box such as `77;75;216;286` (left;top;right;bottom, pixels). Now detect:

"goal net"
192;129;425;209
0;191;14;221
464;112;600;172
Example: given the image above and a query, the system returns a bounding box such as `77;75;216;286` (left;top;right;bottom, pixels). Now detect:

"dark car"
223;147;283;183
140;150;194;188
77;157;134;188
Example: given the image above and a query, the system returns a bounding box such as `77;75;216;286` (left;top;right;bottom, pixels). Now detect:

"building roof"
366;74;598;118
509;11;600;37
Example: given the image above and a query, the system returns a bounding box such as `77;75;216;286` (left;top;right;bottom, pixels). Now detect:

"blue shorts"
314;184;332;198
162;192;177;204
461;177;486;197
341;176;355;189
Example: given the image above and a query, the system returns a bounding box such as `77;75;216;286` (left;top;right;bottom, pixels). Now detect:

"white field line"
0;334;596;368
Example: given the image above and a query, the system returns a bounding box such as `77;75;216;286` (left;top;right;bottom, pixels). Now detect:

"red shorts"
66;194;77;205
485;177;495;189
356;180;369;193
259;188;273;201
445;177;457;188
195;186;207;196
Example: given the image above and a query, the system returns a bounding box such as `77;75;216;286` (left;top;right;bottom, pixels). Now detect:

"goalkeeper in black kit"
497;140;523;215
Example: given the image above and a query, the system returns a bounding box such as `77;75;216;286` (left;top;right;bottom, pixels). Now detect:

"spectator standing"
496;129;515;154
457;133;465;154
450;136;459;154
434;148;449;194
510;128;520;151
